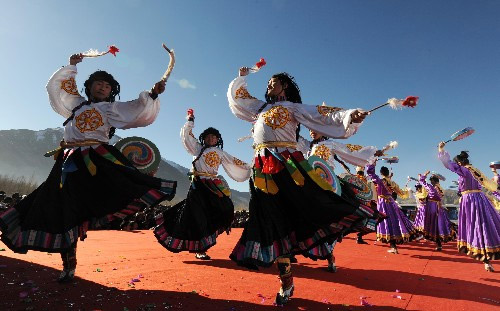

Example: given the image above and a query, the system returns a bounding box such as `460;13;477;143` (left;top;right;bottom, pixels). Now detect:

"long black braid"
62;71;121;139
191;127;224;169
263;72;302;141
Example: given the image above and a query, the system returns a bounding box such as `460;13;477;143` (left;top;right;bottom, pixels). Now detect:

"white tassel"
381;140;398;153
387;98;404;110
237;135;252;142
82;48;107;58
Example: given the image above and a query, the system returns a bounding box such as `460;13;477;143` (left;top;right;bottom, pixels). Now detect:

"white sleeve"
221;150;252;182
46;65;86;118
291;104;362;139
180;120;202;156
296;136;311;156
227;76;266;122
106;92;160;129
324;141;377;167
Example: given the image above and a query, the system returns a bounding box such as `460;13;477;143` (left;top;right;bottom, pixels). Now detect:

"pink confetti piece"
395;289;400;293
360;297;373;307
19;291;29;298
138;274;144;278
392;295;403;299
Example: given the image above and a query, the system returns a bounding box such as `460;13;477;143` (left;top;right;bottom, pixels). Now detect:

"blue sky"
1;0;499;191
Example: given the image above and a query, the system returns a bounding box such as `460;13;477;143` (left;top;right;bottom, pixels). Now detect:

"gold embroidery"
345;144;363;152
234;86;256;100
203;151;221;168
312;144;331;161
317;105;342;116
233;157;246;166
262;105;290;130
61;77;80;95
75;108;104;133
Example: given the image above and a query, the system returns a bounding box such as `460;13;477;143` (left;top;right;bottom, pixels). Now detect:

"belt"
253;141;297;152
60;140;107;148
461;189;482;195
44;140;107;158
379;195;392;201
190;171;218;178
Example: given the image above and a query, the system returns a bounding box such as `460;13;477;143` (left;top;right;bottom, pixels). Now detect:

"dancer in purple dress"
367;159;417;254
438;142;500;272
417;171;456;250
411;183;428;240
491;167;500;205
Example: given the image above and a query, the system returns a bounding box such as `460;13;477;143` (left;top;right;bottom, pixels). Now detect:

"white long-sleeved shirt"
47;65;160;144
180;120;251;182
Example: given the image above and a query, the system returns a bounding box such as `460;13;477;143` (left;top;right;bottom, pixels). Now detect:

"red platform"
1;229;498;310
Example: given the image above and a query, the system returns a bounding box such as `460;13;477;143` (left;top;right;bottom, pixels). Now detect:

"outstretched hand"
187;108;195;120
239;67;250;77
424;170;430;176
438;141;446;151
69;53;83;65
152;80;166;95
350;109;370;123
374;150;384;157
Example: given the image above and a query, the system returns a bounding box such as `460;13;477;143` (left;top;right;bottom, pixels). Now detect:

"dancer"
367;159;417;254
297;130;383;271
416;171;455;250
154;109;251;260
410;183;428;241
438;142;500;271
228;67;383;305
490;167;500;212
355;165;380;244
0;52;176;282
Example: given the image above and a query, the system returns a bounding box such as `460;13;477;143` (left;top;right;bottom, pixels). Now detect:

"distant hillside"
0;128;250;208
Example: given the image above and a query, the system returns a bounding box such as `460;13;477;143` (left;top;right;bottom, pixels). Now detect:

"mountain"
0;128;250;209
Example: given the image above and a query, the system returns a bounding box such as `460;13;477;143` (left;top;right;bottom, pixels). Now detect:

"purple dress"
439;151;500;261
412;186;429;236
367;164;417;244
417;176;455;243
493;176;500;202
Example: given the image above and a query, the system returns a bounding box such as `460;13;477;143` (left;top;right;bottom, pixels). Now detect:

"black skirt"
154;177;234;253
229;149;383;269
0;144;176;254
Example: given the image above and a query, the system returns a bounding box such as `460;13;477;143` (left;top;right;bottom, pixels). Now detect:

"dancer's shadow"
0;256;404;311
184;259;500;306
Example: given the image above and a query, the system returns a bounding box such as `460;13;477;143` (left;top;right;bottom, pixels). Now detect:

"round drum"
490;161;500;169
308;155;341;196
339;173;373;203
114;136;161;175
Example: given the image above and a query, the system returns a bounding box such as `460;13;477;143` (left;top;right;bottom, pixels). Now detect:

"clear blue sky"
1;0;499;191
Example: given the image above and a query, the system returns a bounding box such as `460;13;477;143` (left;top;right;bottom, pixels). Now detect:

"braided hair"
192;127;224;168
380;166;390;177
84;71;120;102
453;151;470;165
264;72;302;141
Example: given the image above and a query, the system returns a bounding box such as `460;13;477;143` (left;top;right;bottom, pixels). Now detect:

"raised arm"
366;162;382;184
220;151;252;182
291;104;367;139
179;110;202;156
227;68;266;122
46;54;86;118
438;142;467;176
324;141;379;167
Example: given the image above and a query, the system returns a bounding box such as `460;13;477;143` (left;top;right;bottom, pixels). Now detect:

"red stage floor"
1;229;498;311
